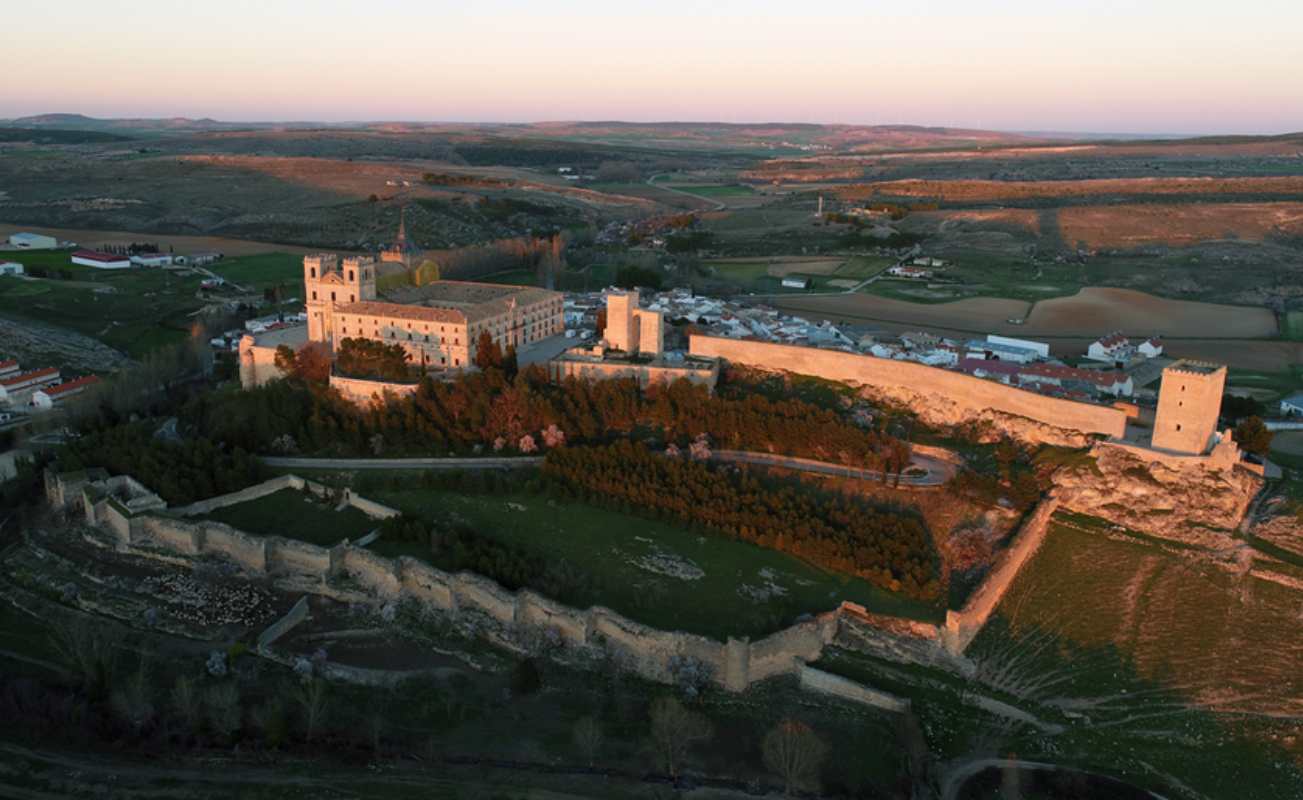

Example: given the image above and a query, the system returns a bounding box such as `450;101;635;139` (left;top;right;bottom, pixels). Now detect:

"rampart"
942;492;1061;654
798;665;910;713
52;468;971;696
689;335;1127;445
329;374;420;407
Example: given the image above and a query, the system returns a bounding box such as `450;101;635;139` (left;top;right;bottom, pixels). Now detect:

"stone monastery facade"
303;253;563;370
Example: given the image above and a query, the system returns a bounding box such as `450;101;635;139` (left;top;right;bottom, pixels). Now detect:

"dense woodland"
542;441;939;599
184;367;910;471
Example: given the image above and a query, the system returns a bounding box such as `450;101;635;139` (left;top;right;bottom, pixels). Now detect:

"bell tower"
304;253;339;343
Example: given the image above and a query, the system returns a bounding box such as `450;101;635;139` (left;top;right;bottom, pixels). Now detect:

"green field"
201;488;380;547
206;252;303;290
370;487;942;639
960;516;1303;797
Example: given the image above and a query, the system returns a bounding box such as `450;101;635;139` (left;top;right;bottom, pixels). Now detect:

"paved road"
711;449;956;486
646;174;727;211
260;456;544;470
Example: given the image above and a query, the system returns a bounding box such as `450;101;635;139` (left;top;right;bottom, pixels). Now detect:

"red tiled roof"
72;249;129;263
43;375;100;397
1020;363;1126;387
1094;331;1128;348
0;359;16;371
0;367;59;386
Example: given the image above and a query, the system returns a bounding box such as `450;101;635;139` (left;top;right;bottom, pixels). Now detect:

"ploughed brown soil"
1058;201;1303;248
838;176;1303;202
1022;287;1277;338
930;208;1041;234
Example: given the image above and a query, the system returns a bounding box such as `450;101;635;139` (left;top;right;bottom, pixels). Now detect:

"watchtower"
1151;360;1226;455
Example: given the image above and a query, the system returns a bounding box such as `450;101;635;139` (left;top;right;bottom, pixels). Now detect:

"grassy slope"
371;487;942;639
201;489;379;547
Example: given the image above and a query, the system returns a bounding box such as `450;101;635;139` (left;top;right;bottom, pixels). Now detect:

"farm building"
1281;392;1303;417
175;252;221;266
1086;332;1131;362
8;232;57;249
965;338;1041;364
31;375;101;410
0;367;60;404
780;276;811;289
129;253;173;267
71;250;131;269
0;360;19;378
1138;337;1164;358
887;265;931;279
987;334;1050;359
0;262;23;276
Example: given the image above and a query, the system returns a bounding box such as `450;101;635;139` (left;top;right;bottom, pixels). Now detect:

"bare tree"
204;682;242;739
295;677;329;742
171;675;203;733
49;616;119;696
648;696;713;779
573;715;604;767
762;718;829;796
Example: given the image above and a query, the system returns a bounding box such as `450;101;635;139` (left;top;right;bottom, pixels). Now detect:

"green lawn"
370;487;942;639
834;255;895;279
206;252;303;290
200;488;380;547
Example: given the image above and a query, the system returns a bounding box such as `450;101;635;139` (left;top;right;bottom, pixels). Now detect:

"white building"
31;375;100;410
1281;392;1303;417
1138;337;1164;358
71;250;131;269
0;262;23;276
130;253;173;267
965;338;1041;364
8;232;56;250
986;334;1050;359
0;367;60;404
1086;332;1132;362
781;276;811;289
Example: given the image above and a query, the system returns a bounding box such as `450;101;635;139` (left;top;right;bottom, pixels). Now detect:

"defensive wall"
689;335;1127;444
329;374;421;407
48;470;961;698
941;492;1061;655
171;474;400;524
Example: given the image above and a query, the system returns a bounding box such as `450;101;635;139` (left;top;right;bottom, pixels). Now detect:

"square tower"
605;290;639;353
303;253;340;343
1152;360;1226;455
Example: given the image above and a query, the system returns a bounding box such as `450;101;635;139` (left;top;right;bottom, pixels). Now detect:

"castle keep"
1151;360;1227;455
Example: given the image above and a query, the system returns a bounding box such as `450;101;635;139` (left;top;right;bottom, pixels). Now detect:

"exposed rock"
1053;445;1260;548
1250;513;1303;560
860;384;1093;448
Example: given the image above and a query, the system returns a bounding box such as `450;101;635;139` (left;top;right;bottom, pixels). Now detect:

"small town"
1;5;1301;799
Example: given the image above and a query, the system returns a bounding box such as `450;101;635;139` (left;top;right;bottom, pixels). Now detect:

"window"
1176;423;1183;431
350;294;355;303
348;270;354;282
312;291;317;300
310;267;316;278
330;292;336;302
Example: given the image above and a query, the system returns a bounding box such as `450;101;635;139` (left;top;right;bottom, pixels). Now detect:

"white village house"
71;250;131;270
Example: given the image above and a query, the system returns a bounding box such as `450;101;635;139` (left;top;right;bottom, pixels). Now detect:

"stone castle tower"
304;253;377;345
1151;360;1227;455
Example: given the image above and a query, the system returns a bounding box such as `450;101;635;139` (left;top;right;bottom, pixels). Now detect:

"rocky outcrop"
1053;444;1261;548
1250;513;1303;560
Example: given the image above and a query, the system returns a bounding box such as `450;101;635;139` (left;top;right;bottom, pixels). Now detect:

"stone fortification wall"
834;603;972;675
798;665;911;713
549;358;720;392
689;335;1127;445
257;596;309;650
343;490;401;520
172;474;307;517
76;476;962;695
329;374;420;407
942;493;1061;655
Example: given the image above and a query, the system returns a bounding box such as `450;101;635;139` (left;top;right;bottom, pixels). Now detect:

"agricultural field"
368;486;944;639
662;183;756;199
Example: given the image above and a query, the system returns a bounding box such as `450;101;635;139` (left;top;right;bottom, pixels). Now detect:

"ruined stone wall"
338;547;402;599
200;523;269;574
396;558;456;611
942;494;1060;655
343;490;401;520
516;590;589;646
138;516;203;555
747;617;835;683
798;665;911;713
266;538;331;579
172;474;305;517
257;597;309;650
238;335;287;389
689;335;1127;445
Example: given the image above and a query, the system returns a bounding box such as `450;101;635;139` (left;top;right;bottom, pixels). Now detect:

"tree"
648;696;712;779
762;718;829;796
295;677;329;742
336;337;410;381
573;715;604;767
1233;415;1273;457
474;330;504;371
294;341;333;383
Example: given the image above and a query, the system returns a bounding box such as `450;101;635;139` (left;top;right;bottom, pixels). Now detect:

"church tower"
304;253;339;343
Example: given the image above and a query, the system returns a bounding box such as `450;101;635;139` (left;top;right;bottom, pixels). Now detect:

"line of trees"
542;441;939;598
186;366;908;471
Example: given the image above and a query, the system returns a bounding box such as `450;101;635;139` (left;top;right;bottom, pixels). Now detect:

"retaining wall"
689;335;1127;441
172;474;305;517
201;523;269;574
257;596;310;650
267;538;331;579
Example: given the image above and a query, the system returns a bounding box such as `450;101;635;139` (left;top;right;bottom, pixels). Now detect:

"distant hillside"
0;127;133;144
2;113;310;136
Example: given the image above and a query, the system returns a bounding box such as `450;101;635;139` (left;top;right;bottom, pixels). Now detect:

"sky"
2;0;1301;135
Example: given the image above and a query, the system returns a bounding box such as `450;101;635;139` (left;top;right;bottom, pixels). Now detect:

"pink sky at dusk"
2;0;1301;134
